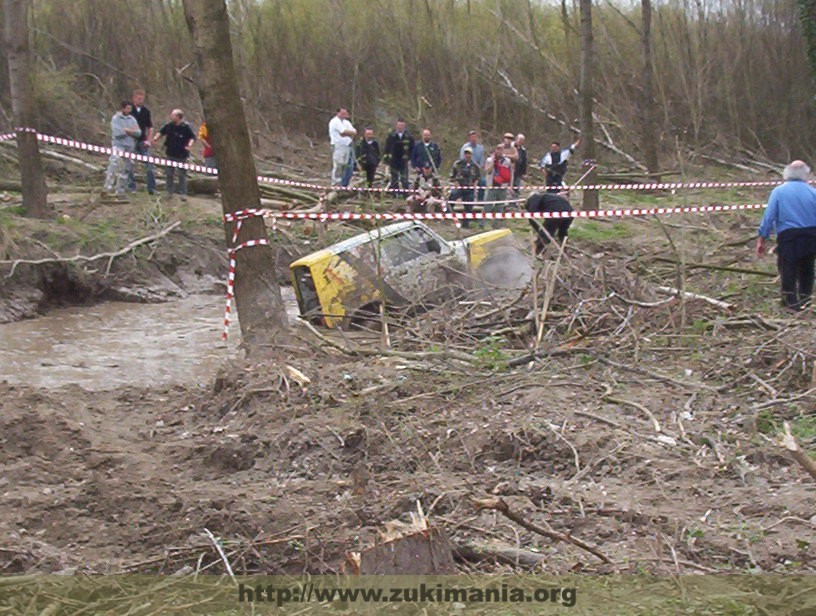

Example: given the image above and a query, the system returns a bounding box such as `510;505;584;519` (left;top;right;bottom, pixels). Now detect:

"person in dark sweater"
756;160;816;310
153;109;196;200
355;127;381;188
383;119;415;195
128;89;156;194
526;191;573;255
512;133;528;196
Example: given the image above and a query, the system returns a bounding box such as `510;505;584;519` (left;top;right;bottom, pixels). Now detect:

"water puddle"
0;289;301;391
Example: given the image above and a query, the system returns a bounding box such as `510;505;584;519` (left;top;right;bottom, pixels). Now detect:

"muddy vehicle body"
290;221;530;328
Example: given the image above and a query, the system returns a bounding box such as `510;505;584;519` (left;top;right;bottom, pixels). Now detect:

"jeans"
128;141;156;194
389;166;410;195
104;147;134;195
483;187;508;229
512;173;524;196
332;144;352;186
448;187;475;228
778;252;816;310
165;157;188;196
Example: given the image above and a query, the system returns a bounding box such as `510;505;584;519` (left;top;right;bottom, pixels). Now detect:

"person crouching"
406;163;444;214
526;191;573;254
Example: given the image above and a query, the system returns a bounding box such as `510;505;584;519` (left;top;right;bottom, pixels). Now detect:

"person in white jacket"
104;101;141;195
328;107;356;186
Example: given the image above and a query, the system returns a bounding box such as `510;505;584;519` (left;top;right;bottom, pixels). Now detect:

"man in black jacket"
526;191;573;254
128;89;156;194
355;127;381;188
153;109;196;200
383;119;414;195
513;133;528;196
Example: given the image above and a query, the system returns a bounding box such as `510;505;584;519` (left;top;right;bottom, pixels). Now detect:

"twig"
472;497;611;564
601;385;663;433
655;286;733;310
203;528;237;584
1;221;181;278
780;422;816;481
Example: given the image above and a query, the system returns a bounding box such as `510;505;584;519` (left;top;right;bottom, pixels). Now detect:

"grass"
569;219;635;242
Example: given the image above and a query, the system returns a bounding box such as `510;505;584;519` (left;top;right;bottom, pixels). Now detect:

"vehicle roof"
290;221;426;268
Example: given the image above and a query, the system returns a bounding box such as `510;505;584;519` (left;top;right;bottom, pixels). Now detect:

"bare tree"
182;0;288;347
641;0;659;173
3;0;49;218
799;0;816;81
579;0;598;210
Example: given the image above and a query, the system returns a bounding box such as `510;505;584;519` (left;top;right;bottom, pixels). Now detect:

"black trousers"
546;172;563;193
778;252;816;309
362;163;378;188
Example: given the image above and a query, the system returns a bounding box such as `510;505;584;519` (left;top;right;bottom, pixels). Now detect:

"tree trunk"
3;0;49;218
182;0;288;347
641;0;659;174
579;0;598;210
799;0;816;81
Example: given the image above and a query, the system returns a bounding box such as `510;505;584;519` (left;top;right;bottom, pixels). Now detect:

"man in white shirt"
328;107;357;186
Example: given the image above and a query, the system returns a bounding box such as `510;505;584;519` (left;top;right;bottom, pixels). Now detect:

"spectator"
328;107;357;186
459;130;486;202
459;130;485;168
482;145;512;229
448;147;481;228
128;88;155;195
513;133;528;196
104;100;141;196
526;191;573;255
756;160;816;310
153;109;196;201
355;127;381;188
198;121;216;169
411;128;442;175
540;138;581;192
383;119;415;195
406;162;444;214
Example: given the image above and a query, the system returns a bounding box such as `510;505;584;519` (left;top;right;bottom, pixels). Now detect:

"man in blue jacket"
756;160;816;310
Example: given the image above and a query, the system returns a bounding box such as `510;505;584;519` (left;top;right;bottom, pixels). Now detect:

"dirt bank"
0;192;296;323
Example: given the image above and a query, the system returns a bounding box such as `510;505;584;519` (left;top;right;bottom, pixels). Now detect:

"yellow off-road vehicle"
290;221;530;328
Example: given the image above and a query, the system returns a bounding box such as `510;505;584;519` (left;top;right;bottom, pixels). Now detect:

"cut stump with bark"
345;527;456;575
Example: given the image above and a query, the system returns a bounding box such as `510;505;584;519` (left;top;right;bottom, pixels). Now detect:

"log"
454;542;546;569
187;176;219;195
780;422;816;481
345;527;456;575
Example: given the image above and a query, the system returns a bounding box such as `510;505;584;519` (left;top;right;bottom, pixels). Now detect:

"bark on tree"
641;0;659;173
182;0;288;347
799;0;816;81
579;0;598;210
3;0;49;218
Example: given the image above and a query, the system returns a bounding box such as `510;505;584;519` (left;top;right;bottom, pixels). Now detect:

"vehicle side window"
378;228;443;267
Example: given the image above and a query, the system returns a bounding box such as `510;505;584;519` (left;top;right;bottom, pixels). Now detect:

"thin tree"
579;0;598;210
641;0;658;174
3;0;49;218
799;0;816;81
182;0;288;347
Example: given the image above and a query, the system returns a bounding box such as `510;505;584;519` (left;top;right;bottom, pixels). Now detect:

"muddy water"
0;288;300;391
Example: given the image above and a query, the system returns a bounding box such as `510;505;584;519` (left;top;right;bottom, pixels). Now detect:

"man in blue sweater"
756;160;816;310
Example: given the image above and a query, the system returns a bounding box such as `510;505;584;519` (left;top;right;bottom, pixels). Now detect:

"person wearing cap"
459;130;486;202
449;147;482;228
406;162;444;214
540;138;581;192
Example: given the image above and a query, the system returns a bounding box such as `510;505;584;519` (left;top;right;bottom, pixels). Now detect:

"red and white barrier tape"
222;219;272;340
223;202;766;223
0;128;789;195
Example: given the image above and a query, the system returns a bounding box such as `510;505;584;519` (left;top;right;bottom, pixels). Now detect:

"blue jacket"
758;179;816;239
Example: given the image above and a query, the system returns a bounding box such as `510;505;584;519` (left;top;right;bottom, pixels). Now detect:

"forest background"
0;0;812;173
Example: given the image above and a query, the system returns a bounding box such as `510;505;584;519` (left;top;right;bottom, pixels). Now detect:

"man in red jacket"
482;145;512;229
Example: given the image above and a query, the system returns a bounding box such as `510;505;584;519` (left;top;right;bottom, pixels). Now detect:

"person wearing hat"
459;130;486;202
406;161;443;213
449;147;482;228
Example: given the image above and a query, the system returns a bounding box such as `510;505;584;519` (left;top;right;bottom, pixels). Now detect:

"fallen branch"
203;528;237;584
601;385;662;433
655;286;733;310
472;497;611;564
1;221;181;278
652;257;775;278
780;421;816;481
453;542;546;569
